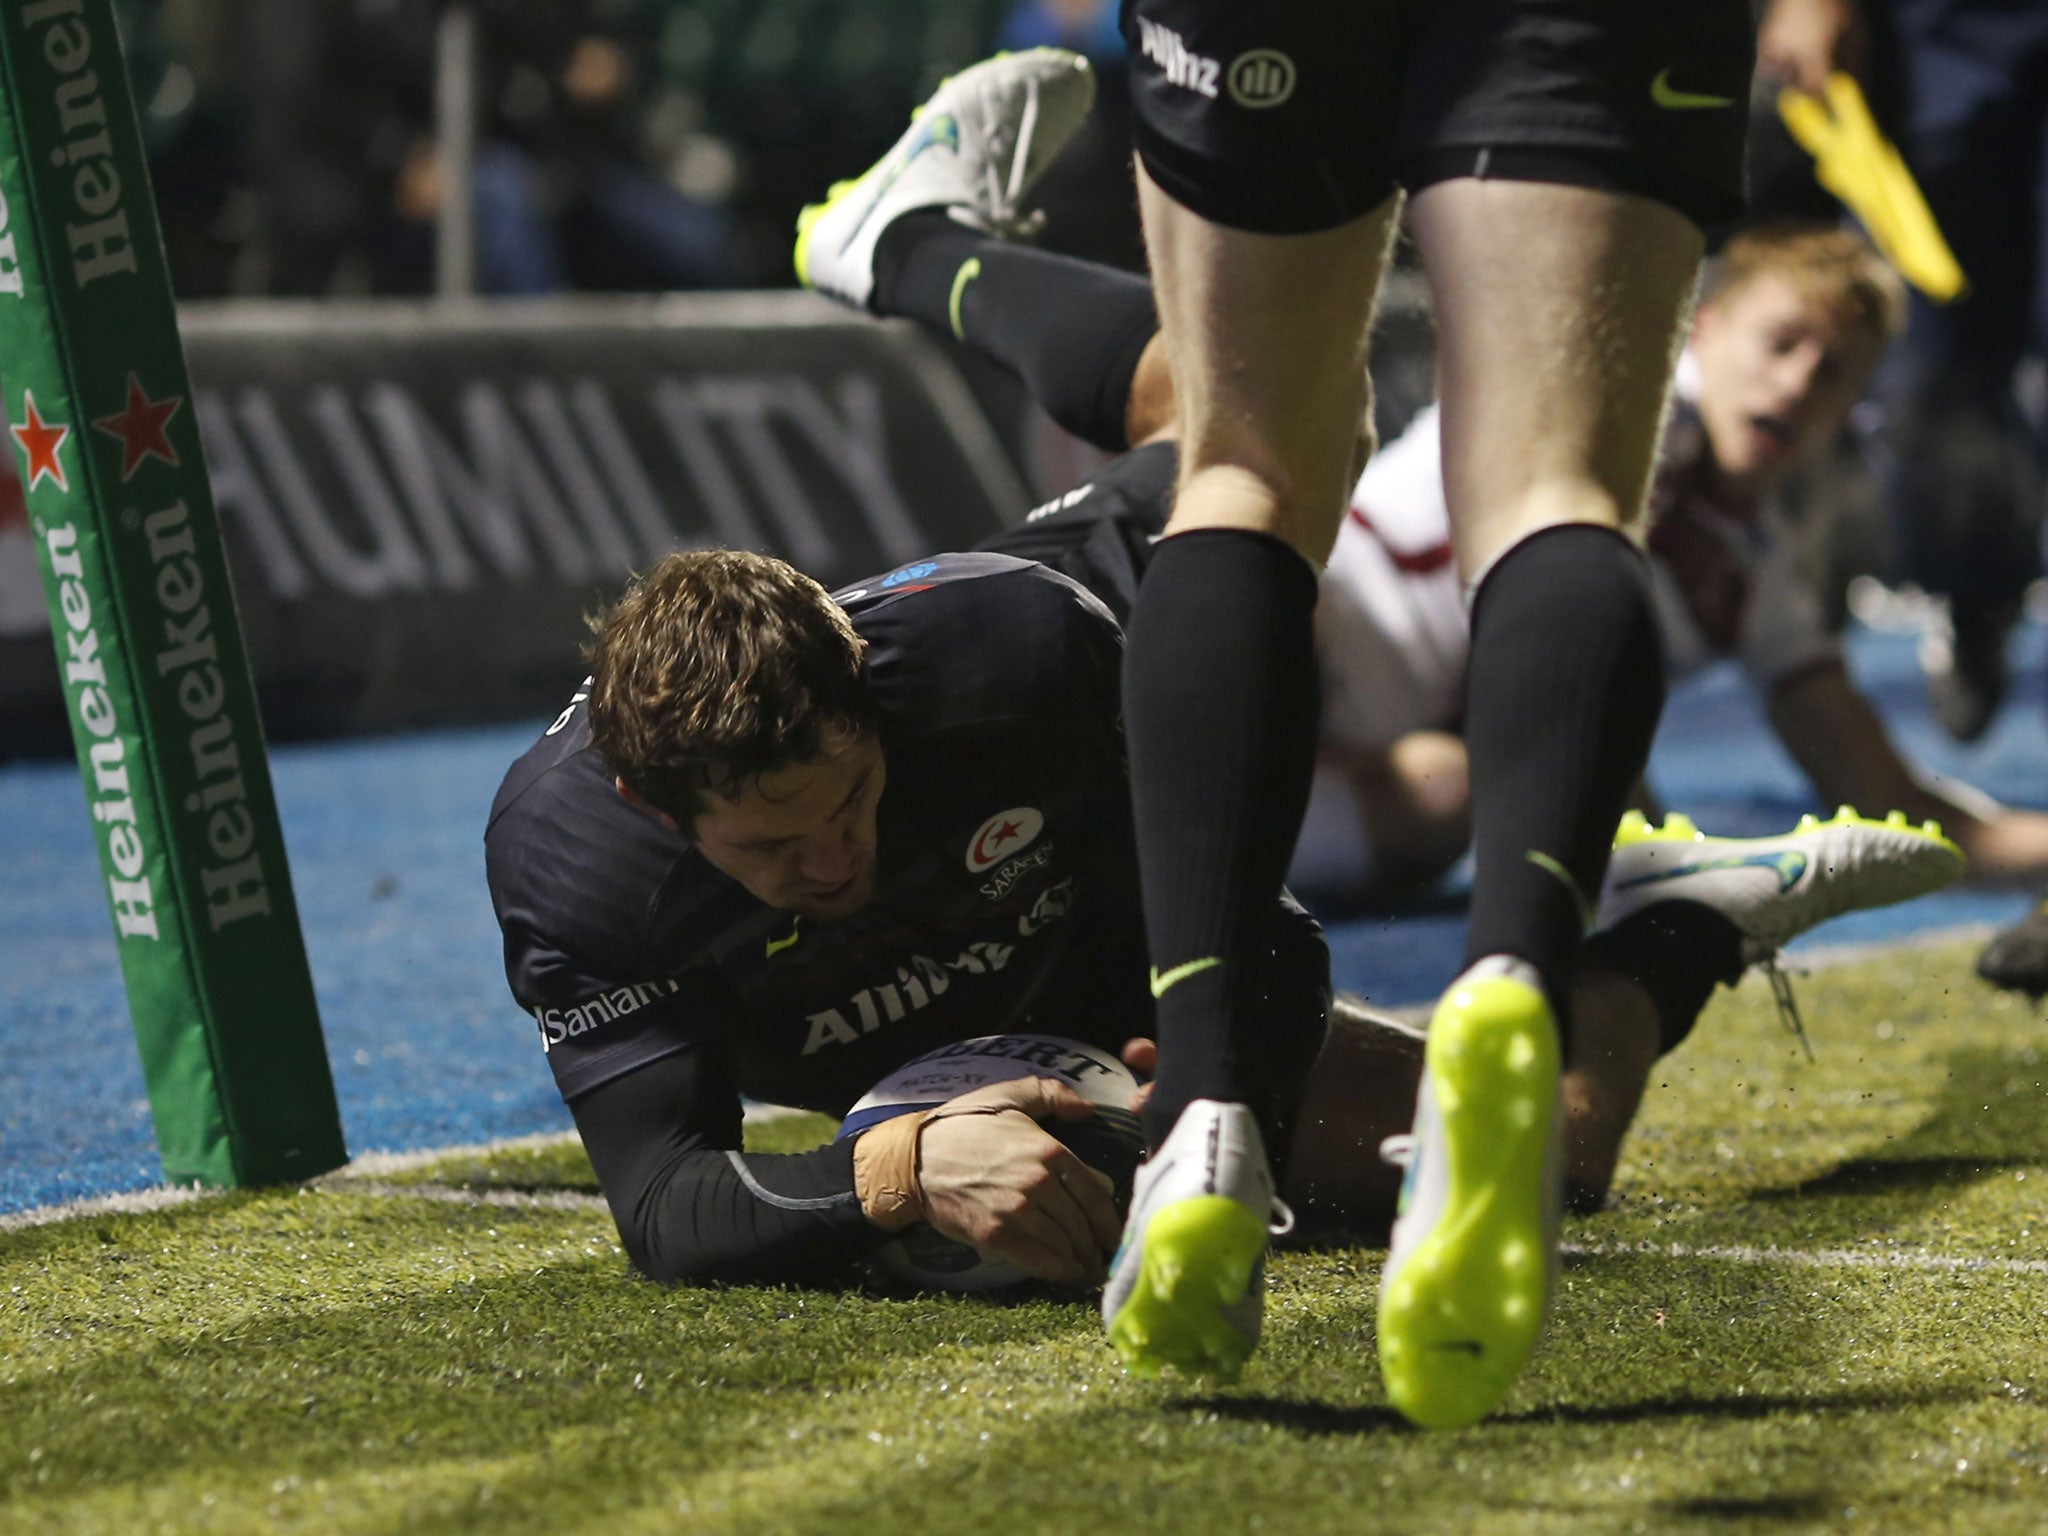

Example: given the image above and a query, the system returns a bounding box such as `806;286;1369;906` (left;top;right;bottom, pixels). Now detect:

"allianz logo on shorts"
1227;50;1295;110
1137;21;1295;112
1136;19;1220;99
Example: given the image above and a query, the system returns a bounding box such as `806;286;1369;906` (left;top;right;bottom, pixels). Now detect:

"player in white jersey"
1297;224;2048;909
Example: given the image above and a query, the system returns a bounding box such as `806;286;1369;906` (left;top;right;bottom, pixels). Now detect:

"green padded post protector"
0;0;346;1186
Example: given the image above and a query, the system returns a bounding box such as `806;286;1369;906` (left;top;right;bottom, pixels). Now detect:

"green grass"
8;941;2048;1534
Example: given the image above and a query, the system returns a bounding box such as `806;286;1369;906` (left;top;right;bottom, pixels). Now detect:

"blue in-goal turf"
3;623;2044;1217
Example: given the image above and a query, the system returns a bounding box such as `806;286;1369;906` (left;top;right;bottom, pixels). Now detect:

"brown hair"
1705;222;1908;344
586;550;876;826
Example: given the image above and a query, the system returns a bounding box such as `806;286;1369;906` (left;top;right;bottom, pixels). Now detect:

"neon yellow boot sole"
1377;973;1559;1429
1107;1195;1267;1382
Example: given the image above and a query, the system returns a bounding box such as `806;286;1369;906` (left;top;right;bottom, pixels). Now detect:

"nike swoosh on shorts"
1650;69;1734;110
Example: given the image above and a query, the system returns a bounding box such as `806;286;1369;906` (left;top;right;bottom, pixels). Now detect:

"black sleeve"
569;1043;886;1286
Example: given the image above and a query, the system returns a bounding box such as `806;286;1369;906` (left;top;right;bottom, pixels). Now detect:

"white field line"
1565;1238;2048;1278
0;1104;812;1233
322;1101;808;1183
0;1183;218;1233
320;1128;581;1181
312;1180;608;1212
20;1175;2047;1284
12;1165;2048;1282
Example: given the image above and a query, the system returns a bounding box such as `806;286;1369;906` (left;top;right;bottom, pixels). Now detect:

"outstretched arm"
573;1046;1122;1288
1767;660;2048;882
569;1046;877;1287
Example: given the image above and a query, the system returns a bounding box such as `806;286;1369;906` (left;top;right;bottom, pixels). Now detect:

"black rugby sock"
873;213;1157;451
1123;529;1322;1147
1579;900;1745;1057
1461;524;1668;1041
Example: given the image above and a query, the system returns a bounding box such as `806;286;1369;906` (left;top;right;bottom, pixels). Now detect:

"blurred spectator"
241;0;736;296
1759;0;2048;742
1870;0;2048;742
239;0;436;294
461;4;737;293
995;0;1141;272
114;0;253;297
111;2;1097;295
1745;0;1885;227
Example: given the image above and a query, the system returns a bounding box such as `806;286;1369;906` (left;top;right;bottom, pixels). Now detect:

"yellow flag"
1779;73;1966;303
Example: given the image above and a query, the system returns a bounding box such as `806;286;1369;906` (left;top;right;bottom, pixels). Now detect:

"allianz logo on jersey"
801;940;1018;1055
534;978;683;1052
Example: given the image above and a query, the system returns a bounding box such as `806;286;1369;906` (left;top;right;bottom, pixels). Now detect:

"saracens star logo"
965;807;1044;872
9;389;70;494
92;372;183;480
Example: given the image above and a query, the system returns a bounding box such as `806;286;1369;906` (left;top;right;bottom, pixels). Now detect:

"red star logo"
9;390;70;494
92;372;183;480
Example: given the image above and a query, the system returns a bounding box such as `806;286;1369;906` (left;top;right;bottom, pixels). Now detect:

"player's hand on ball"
917;1078;1120;1286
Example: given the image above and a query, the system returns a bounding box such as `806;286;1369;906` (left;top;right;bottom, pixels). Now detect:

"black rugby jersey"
487;552;1141;1114
486;550;1328;1286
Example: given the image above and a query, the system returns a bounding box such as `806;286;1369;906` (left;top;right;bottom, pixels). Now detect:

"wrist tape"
852;1103;1029;1231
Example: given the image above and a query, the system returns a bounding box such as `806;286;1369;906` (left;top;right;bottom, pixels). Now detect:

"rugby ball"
837;1034;1145;1293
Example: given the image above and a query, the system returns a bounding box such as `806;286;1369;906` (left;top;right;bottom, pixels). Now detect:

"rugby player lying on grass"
485;541;1955;1289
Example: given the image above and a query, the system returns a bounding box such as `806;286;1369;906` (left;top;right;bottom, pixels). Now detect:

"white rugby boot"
1376;956;1562;1430
1596;808;1963;963
1104;1099;1289;1382
795;48;1097;310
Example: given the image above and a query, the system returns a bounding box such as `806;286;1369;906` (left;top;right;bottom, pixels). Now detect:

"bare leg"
1290;736;1473;908
1558;972;1660;1210
1106;170;1404;1383
1138;164;1401;562
1122;164;1404;1142
1373;182;1704;1425
1282;974;1663;1240
1283;998;1425;1241
1404;181;1704;991
1411;180;1703;572
1124;333;1179;447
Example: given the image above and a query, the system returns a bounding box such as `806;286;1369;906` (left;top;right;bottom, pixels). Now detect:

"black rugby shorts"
1122;0;1754;234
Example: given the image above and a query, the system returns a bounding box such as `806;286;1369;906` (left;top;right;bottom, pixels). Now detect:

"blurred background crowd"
93;0;2048;744
123;0;1144;300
